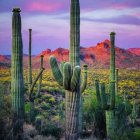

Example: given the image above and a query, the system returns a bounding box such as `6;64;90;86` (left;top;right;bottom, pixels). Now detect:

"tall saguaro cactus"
95;32;117;139
50;0;88;139
11;8;24;139
28;29;45;123
28;29;32;90
106;32;116;139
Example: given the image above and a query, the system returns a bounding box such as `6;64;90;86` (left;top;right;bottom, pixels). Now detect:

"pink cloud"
27;2;63;12
110;4;129;10
132;12;140;17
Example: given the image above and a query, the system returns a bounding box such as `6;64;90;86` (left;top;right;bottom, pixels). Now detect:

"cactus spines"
50;0;87;139
11;8;24;139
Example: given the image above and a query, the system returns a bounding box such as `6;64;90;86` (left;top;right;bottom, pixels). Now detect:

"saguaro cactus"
11;8;24;139
28;29;45;123
50;0;88;139
106;32;116;139
95;32;117;139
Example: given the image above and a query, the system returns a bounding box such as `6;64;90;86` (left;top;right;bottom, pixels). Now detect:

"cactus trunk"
106;32;116;139
28;29;32;89
115;68;118;105
11;8;24;139
65;0;80;139
105;110;116;139
109;32;116;109
65;90;80;139
70;0;80;67
50;0;87;139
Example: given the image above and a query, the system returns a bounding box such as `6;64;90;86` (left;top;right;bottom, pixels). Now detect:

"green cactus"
50;0;88;139
79;64;88;134
28;29;45;123
94;32;117;139
106;32;116;139
11;8;24;139
115;68;118;105
100;82;107;110
95;79;101;106
28;28;32;89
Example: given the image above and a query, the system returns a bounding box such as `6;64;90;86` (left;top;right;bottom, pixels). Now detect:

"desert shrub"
41;102;51;110
48;96;55;104
35;115;44;132
83;89;97;128
132;128;140;140
0;84;12;140
41;122;63;139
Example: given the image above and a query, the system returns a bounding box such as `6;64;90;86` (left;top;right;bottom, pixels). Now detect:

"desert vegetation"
0;0;140;140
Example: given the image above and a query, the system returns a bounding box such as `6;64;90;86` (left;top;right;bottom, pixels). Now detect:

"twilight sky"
0;0;140;55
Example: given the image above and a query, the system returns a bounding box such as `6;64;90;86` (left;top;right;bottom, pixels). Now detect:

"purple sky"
0;0;140;55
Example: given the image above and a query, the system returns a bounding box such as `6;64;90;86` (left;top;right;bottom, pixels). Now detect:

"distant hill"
1;40;140;69
127;48;140;56
0;55;10;68
34;39;140;69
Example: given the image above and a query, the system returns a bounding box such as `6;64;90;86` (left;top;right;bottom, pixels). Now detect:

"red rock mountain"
0;55;10;68
127;48;140;56
33;39;140;69
1;40;140;69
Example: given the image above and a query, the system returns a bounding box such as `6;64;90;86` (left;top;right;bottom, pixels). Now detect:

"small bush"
133;128;140;140
41;123;63;139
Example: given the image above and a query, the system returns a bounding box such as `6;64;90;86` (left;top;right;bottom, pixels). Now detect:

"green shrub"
41;122;63;139
25;102;30;113
133;128;140;140
35;115;44;132
41;102;51;110
48;97;55;104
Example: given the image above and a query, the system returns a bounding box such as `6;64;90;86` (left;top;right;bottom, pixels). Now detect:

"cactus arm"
29;68;45;101
101;82;107;110
110;81;116;110
70;66;81;91
37;55;44;95
50;56;63;86
81;65;88;93
60;61;65;74
95;80;101;106
63;62;72;90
